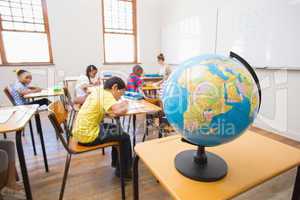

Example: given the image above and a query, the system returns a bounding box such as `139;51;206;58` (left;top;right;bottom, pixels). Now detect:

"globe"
162;53;261;147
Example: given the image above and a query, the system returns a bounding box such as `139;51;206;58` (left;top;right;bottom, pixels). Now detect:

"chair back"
48;101;71;152
63;87;73;108
0;149;8;190
3;87;17;106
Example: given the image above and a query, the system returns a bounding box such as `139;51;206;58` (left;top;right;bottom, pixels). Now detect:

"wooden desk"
142;85;161;91
142;76;163;83
111;99;162;147
24;89;64;99
142;85;161;99
0;105;39;200
23;88;63;173
133;132;300;200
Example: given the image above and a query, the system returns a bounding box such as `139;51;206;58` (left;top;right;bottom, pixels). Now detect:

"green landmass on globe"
163;55;260;146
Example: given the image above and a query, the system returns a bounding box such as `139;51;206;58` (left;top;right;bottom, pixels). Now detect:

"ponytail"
86;65;97;84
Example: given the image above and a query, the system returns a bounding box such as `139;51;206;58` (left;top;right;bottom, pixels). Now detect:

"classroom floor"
2;113;300;200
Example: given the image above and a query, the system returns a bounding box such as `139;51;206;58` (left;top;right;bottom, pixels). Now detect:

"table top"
135;132;300;200
0;105;39;133
142;85;161;91
142;76;163;81
24;89;65;99
121;99;161;116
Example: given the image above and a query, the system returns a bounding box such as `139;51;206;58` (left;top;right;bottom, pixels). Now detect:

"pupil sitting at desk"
127;65;145;96
74;65;101;105
10;69;51;106
72;77;132;179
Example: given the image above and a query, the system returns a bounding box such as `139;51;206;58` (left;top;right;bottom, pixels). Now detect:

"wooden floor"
2;113;300;200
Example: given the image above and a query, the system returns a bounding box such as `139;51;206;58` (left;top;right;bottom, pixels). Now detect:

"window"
102;0;138;64
0;0;53;65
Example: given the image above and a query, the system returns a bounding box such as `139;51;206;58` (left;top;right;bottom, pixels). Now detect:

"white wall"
0;0;162;105
254;69;300;141
160;0;300;141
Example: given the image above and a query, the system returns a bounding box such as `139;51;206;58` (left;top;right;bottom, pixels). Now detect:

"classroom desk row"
64;75;164;88
3;85;300;200
0;89;65;200
0;87;162;200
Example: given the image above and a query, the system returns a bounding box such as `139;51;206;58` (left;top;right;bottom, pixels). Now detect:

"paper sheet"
128;103;145;110
0;109;17;123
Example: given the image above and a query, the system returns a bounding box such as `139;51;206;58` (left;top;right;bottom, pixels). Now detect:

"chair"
0;149;8;200
48;101;125;200
3;87;37;155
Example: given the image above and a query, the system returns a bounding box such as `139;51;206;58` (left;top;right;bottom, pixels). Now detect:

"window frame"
0;0;54;66
101;0;138;65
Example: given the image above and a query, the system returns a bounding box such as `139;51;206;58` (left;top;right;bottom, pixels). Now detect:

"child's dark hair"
15;69;29;77
157;53;165;62
132;64;143;74
86;65;98;83
104;76;126;90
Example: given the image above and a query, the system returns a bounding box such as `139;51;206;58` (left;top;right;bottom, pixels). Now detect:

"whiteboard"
161;0;300;69
217;0;300;68
161;0;218;64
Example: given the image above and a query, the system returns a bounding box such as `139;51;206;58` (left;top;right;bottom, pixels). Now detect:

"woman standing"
157;53;171;84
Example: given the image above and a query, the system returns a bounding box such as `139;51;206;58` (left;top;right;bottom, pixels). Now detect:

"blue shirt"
10;81;28;105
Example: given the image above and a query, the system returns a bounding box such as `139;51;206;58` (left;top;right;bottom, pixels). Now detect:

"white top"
159;63;172;81
75;75;98;97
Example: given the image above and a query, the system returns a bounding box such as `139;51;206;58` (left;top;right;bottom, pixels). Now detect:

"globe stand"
175;139;228;182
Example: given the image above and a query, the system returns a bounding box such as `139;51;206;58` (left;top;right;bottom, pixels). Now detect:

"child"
127;65;145;94
72;77;132;178
10;69;50;106
74;65;100;105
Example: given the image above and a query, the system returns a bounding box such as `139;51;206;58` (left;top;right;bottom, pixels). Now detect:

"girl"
11;69;50;106
74;65;100;104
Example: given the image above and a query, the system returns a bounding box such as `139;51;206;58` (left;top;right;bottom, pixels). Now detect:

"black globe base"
175;146;228;182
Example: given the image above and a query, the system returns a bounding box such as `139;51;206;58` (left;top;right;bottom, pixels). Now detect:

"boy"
127;65;145;94
72;77;132;178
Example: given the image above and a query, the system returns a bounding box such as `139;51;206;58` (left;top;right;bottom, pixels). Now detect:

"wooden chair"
48;101;126;200
3;87;37;155
0;149;8;200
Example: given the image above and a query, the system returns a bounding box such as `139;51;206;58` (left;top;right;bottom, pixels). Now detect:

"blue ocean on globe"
162;54;260;147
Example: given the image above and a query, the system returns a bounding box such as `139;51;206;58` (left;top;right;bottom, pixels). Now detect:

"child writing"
74;65;100;105
72;77;132;178
10;69;51;106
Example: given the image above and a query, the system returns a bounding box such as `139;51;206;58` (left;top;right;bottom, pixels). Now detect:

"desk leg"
133;154;140;200
292;166;300;200
15;130;33;200
34;113;49;172
133;114;137;147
